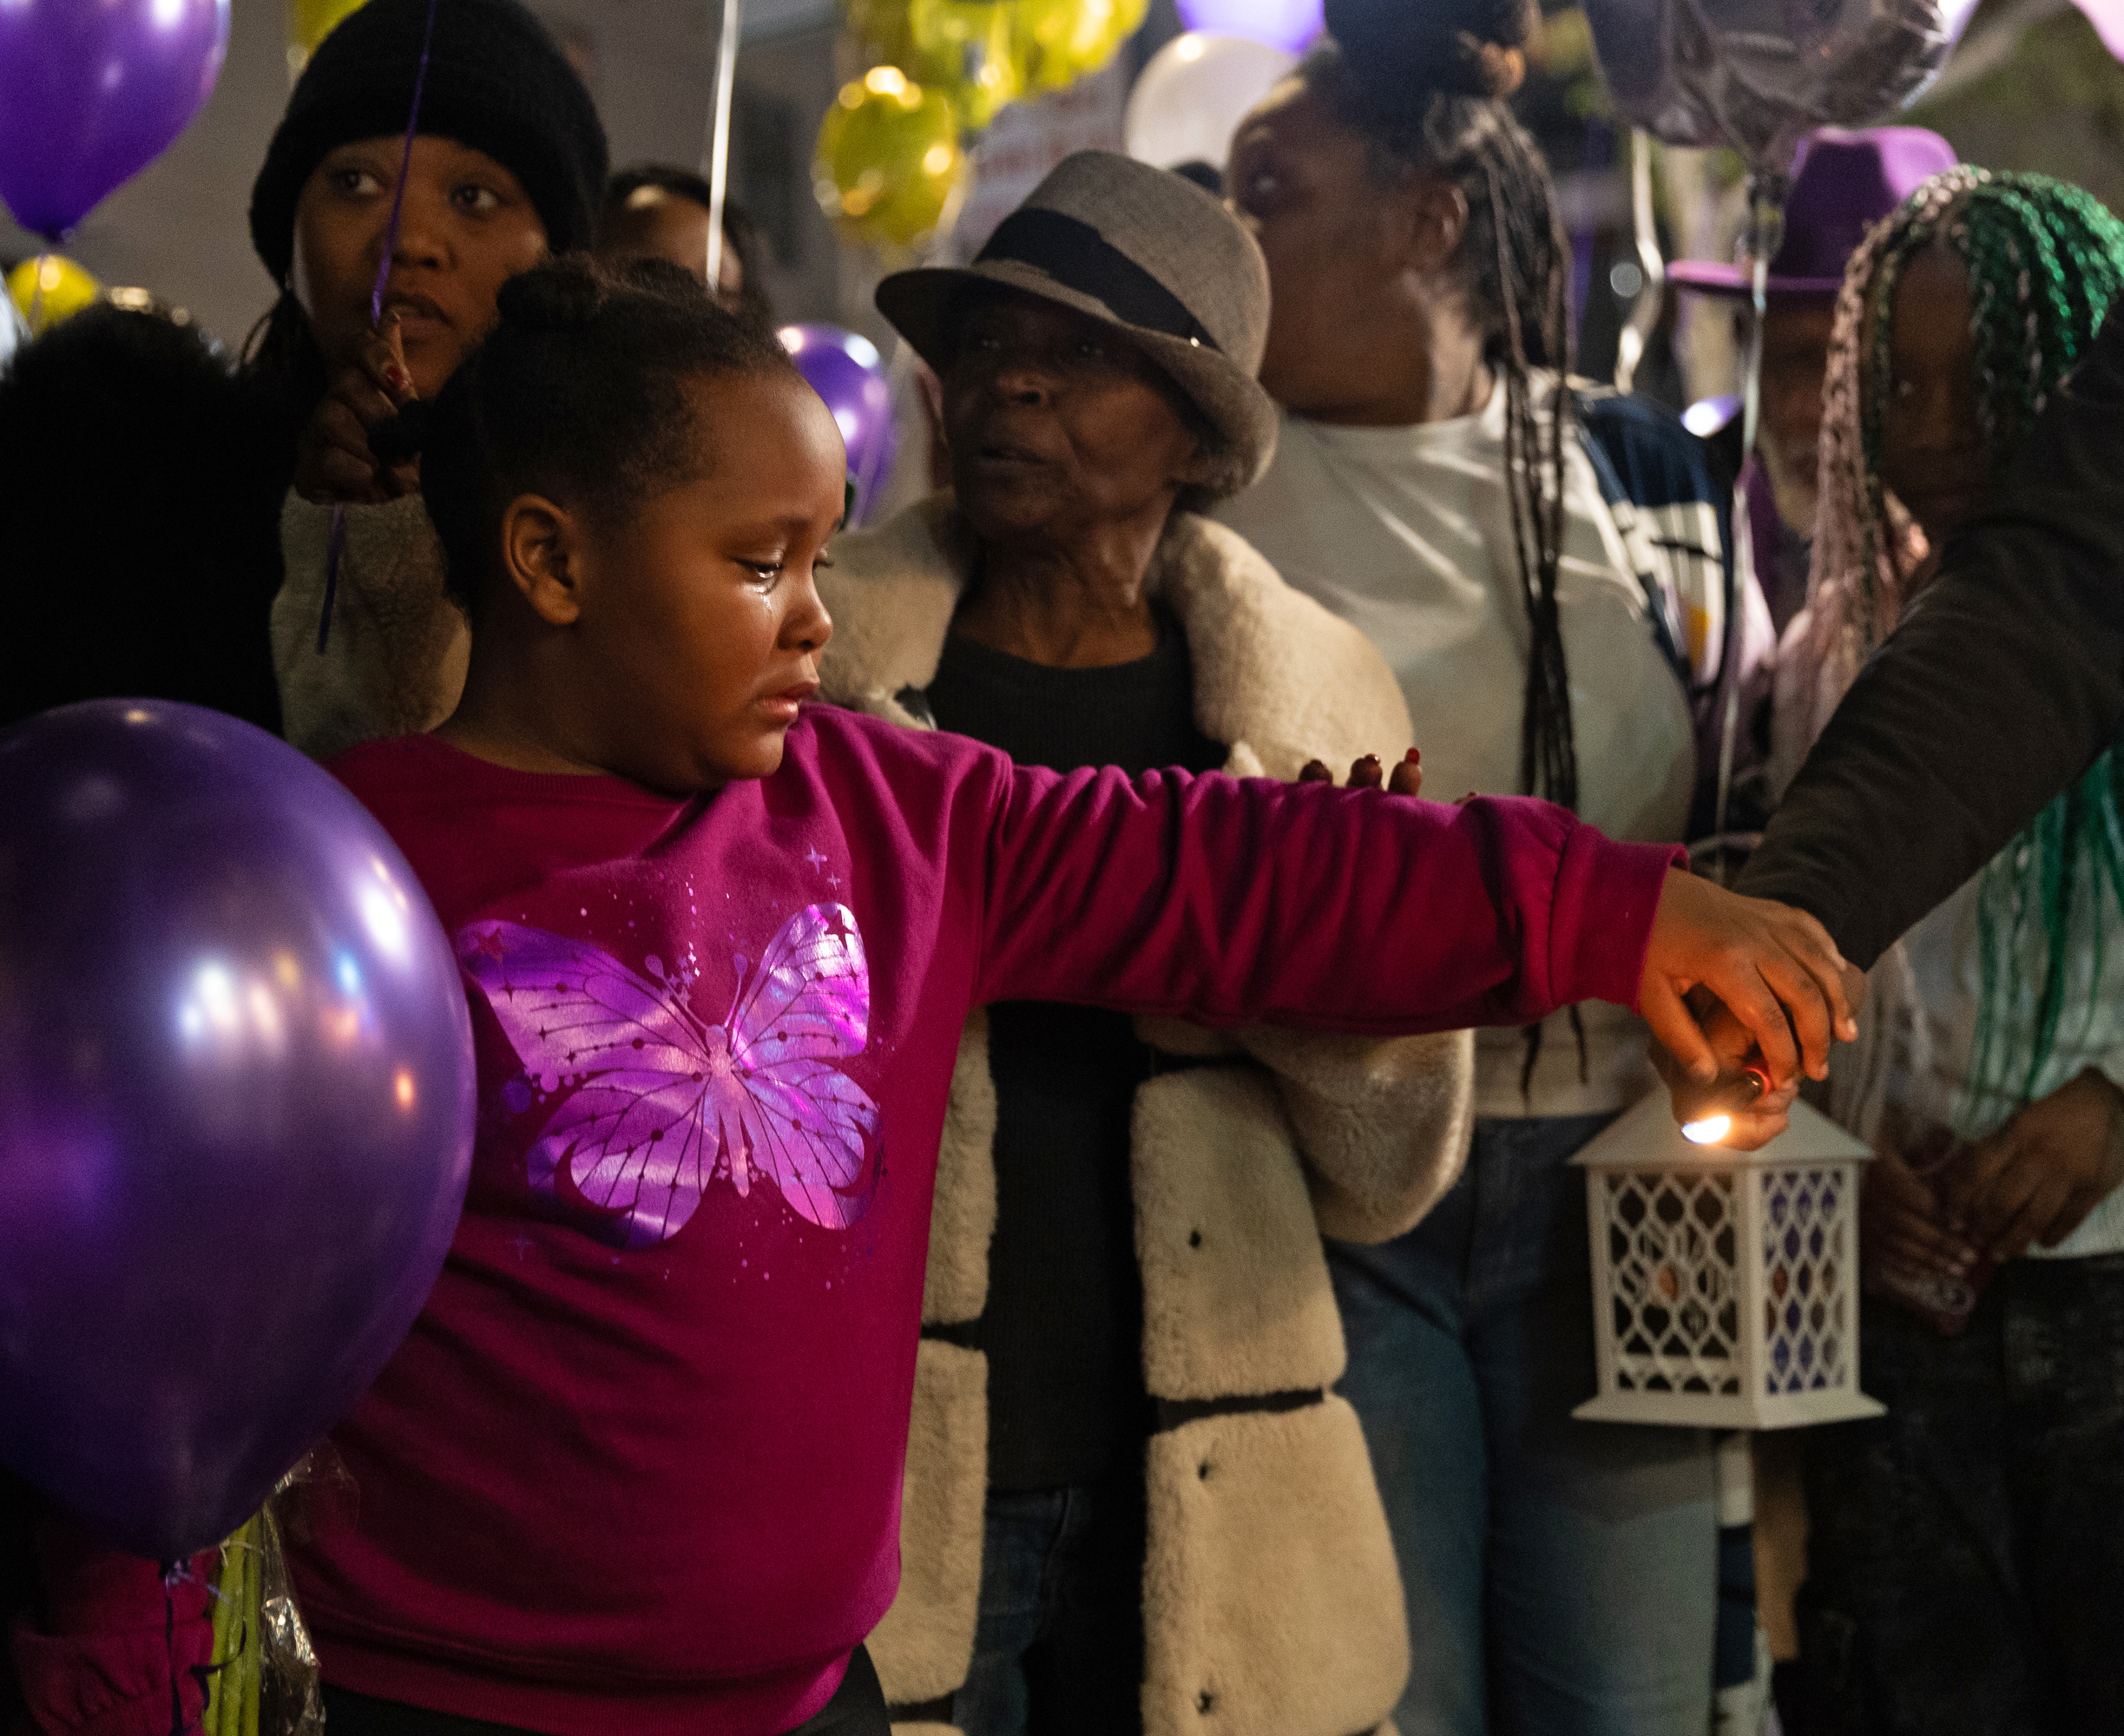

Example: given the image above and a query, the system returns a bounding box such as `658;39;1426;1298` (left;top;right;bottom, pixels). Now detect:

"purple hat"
1667;127;1959;299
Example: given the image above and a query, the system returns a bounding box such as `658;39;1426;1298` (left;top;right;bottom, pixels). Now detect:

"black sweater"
924;615;1225;1490
1739;306;2124;967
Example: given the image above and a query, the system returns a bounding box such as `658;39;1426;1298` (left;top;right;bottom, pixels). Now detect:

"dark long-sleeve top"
1739;307;2124;968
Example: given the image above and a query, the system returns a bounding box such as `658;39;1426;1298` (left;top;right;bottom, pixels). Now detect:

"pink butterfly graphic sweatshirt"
297;707;1678;1736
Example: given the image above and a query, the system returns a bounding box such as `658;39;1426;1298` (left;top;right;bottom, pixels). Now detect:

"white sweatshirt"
1218;379;1693;1120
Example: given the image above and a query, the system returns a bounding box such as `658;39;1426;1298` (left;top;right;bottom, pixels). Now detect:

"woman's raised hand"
293;312;422;506
1641;871;1864;1142
1299;748;1424;797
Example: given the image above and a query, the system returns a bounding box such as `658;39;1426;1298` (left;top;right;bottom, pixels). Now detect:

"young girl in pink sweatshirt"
10;256;1853;1736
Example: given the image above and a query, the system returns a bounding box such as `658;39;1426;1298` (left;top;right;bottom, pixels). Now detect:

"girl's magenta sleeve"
6;1505;214;1736
970;765;1680;1033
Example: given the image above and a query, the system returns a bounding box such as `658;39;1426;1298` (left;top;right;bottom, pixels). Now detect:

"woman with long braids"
1774;170;2124;1736
1215;0;1739;1728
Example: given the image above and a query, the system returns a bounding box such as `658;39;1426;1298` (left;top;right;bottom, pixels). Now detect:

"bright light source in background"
1682;394;1739;438
1682;1115;1732;1146
2072;0;2124;57
1175;0;1325;54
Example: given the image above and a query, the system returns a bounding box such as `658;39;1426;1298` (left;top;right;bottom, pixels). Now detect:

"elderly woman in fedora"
818;150;1470;1736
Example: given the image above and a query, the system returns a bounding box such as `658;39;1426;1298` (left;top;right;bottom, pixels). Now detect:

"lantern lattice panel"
1601;1168;1741;1399
1574;1095;1884;1430
1761;1167;1853;1397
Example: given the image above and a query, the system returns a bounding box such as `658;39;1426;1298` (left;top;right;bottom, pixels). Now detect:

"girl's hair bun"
614;255;717;304
497;256;608;332
1324;0;1535;103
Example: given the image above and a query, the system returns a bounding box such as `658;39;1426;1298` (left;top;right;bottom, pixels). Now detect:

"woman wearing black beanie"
0;11;606;1731
247;0;608;759
0;0;607;756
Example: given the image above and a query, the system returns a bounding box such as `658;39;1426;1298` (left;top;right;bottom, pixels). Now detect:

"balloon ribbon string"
163;1563;183;1736
318;0;440;656
318;506;348;654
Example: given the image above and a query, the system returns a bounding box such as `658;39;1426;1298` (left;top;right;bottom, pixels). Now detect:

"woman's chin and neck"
1263;294;1493;430
952;488;1180;670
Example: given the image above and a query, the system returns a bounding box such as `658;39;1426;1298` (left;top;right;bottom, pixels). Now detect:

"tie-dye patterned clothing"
299;707;1675;1736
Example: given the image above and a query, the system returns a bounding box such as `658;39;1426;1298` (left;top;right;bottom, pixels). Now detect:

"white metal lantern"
1574;1093;1884;1430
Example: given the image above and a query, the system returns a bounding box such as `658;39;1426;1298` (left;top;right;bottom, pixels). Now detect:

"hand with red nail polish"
293;309;423;506
1294;749;1424;799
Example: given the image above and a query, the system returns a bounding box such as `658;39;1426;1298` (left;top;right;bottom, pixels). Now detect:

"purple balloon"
0;0;231;240
780;323;897;524
0;700;475;1562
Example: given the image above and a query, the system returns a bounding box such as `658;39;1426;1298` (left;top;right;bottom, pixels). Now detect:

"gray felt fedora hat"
876;150;1279;490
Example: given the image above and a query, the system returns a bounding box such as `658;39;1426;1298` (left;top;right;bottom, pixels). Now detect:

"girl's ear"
499;493;582;626
1383;170;1470;278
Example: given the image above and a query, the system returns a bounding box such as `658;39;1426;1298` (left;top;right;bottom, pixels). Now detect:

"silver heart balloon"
1586;0;1965;176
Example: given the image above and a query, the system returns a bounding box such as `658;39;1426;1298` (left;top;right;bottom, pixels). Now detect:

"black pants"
319;1647;887;1736
1786;1254;2124;1736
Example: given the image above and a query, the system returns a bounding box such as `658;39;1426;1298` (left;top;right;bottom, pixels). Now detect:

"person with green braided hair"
1772;168;2124;1734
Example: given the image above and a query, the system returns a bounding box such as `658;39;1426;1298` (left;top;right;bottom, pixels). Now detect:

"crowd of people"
1;0;2120;1733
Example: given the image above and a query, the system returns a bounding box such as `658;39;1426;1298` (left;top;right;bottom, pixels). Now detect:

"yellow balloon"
7;254;100;336
914;0;1025;132
1016;0;1147;93
844;0;1023;132
812;69;969;250
287;0;371;70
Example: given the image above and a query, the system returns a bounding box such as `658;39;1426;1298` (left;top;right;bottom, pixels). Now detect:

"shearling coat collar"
831;496;1467;1736
818;493;1415;779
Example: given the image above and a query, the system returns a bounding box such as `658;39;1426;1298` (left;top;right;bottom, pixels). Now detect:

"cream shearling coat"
819;496;1476;1736
274;493;467;760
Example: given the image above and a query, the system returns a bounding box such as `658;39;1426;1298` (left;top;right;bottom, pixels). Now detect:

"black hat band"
976;208;1221;353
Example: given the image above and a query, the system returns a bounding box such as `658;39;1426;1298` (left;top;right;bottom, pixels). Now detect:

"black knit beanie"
249;0;608;287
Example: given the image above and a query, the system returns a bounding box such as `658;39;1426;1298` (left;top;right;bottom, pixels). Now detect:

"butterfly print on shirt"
458;903;881;1248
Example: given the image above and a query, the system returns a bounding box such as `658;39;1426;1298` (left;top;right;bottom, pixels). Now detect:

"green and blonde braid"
1800;169;2124;1130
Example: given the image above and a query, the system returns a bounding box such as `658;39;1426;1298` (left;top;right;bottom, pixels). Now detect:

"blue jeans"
1328;1113;1716;1736
953;1475;1146;1736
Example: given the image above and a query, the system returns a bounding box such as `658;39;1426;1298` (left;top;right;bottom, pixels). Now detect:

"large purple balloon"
0;701;475;1562
0;0;231;240
781;323;897;525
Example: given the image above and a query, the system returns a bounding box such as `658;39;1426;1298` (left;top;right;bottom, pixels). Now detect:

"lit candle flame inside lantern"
1679;1066;1770;1147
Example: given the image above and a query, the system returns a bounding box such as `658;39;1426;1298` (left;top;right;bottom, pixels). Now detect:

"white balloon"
1123;32;1297;172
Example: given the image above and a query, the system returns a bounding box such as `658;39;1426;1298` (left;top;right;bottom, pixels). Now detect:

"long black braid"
1313;0;1585;1091
1309;0;1579;812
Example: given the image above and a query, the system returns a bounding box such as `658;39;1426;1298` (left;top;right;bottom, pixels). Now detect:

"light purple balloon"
0;0;231;240
1585;0;1974;178
0;700;475;1562
1177;0;1324;54
780;323;897;525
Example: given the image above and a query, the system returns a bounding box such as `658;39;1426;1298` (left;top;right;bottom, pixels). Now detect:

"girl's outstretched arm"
970;764;1855;1090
